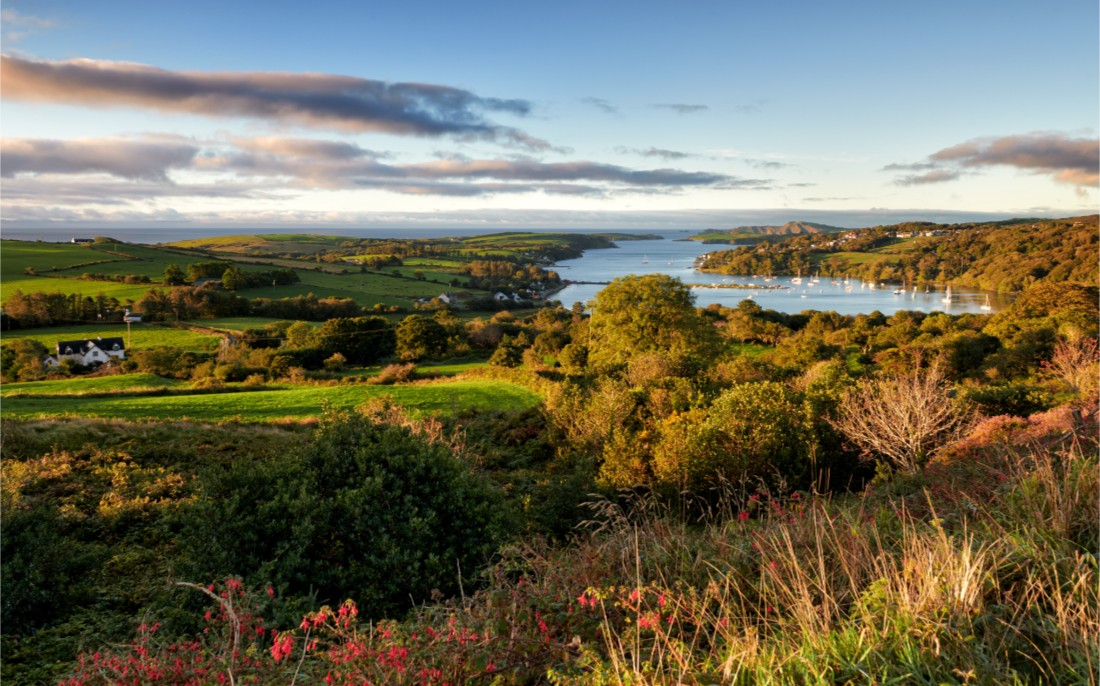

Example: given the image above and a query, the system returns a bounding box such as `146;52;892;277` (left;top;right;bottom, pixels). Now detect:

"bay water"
551;233;1012;315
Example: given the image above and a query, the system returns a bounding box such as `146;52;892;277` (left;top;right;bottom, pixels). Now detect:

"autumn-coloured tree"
1043;336;1099;400
831;361;971;474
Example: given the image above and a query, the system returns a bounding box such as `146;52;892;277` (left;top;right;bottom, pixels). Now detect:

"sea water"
551;233;1012;316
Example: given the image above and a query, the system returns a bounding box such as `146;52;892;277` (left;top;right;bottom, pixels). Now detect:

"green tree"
0;339;50;382
587;274;720;370
317;317;396;365
221;265;243;291
396;315;448;361
162;263;186;286
489;335;524;367
650;381;811;490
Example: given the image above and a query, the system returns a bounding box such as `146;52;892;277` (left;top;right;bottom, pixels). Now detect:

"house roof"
57;337;126;355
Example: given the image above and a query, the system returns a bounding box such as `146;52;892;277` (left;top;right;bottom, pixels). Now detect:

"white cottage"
56;337;127;365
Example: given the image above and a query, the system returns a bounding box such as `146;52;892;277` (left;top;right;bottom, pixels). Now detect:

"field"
0;377;540;421
1;372;187;396
0;241;119;277
2;323;222;351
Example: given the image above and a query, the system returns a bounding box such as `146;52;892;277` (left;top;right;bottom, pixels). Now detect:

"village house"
54;337;127;366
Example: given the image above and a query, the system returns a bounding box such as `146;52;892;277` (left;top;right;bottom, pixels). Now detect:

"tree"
1043;336;1099;399
0;339;50;382
587;274;720;370
317;317;396;365
488;335;523;367
649;381;811;490
830;362;971;474
221;266;243;291
163;263;186;286
395;315;448;361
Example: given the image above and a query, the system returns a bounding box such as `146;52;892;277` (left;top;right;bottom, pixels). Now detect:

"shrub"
370;363;417;385
179;410;511;617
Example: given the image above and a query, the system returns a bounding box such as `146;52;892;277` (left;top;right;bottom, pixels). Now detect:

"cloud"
894;169;963;186
1;54;552;149
5;206;1084;232
2;134;756;202
746;159;793;170
886;132;1099;188
1;9;56;42
582;97;619;115
880;161;937;172
652;103;709;115
1;177;274;204
1;9;56;28
931;133;1099;186
616;146;694;161
1;137;199;181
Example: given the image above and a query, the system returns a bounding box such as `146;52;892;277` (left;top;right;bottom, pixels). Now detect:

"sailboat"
980;295;992;311
642;255;649;264
791;269;802;285
942;285;953;305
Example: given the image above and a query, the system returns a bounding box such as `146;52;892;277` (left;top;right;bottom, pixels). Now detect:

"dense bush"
179;410;511;617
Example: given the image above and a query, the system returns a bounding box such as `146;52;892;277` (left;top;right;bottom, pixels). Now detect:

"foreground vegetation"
2;223;1098;684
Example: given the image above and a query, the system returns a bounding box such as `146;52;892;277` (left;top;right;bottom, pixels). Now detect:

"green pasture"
872;237;927;254
200;317;319;332
0;276;160;304
0;379;541;421
1;324;222;352
245;270;474;306
811;251;883;267
1;372;186;397
0;240;123;281
169;234;352;255
53;244;259;280
400;257;468;269
390;267;456;284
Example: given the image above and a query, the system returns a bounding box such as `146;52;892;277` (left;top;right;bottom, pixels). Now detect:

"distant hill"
729;221;846;236
694;221;847;244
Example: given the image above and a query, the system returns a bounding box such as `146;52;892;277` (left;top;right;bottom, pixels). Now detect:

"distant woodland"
697;215;1098;292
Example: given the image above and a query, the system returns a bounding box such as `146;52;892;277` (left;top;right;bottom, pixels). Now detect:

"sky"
1;0;1097;231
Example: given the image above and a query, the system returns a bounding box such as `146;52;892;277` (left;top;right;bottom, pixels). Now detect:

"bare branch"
830;362;971;473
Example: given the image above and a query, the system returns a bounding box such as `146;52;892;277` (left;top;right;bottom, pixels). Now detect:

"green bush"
179;410;511;617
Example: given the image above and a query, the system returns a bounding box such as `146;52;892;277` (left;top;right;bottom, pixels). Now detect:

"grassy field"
0;241;124;279
0;378;540;421
2;323;222;351
1;372;187;396
199;317;317;332
0;275;157;303
168;234;352;255
242;269;468;306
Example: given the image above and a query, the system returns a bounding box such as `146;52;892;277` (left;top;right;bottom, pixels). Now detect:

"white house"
56;337;127;365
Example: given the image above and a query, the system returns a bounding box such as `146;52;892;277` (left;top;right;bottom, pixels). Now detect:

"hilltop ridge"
694;221;847;244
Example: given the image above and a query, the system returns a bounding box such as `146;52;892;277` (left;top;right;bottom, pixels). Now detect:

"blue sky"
2;0;1097;230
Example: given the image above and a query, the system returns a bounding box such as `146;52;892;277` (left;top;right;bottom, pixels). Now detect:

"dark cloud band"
1;134;757;199
1;54;549;149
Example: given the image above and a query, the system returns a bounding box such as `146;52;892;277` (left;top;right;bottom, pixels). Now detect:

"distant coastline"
0;227;665;245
